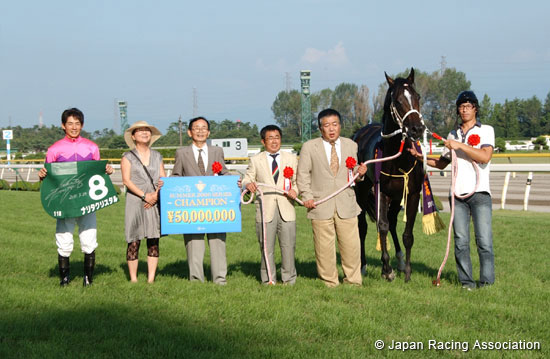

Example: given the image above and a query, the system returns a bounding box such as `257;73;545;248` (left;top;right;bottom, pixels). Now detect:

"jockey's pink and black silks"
45;136;100;163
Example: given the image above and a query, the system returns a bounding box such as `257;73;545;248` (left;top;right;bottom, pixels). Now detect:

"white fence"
2;163;549;212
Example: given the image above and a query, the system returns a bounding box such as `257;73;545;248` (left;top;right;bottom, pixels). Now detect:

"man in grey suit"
172;116;230;285
297;109;367;287
243;125;298;285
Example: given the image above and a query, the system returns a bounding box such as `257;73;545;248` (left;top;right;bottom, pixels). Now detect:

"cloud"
300;42;349;67
507;49;538;63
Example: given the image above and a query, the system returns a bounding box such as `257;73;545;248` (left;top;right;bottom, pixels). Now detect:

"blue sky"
1;0;549;134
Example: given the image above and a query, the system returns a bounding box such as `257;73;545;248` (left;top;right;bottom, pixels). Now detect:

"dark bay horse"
353;68;426;282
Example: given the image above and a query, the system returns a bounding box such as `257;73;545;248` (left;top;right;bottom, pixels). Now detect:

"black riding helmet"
456;90;479;114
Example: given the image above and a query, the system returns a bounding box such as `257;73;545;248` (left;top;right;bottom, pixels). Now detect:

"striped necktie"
270;153;279;183
197;149;206;175
330;142;339;176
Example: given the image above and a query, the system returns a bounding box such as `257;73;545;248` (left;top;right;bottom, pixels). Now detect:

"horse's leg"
357;211;368;274
388;200;405;272
378;195;395;281
402;192;420;282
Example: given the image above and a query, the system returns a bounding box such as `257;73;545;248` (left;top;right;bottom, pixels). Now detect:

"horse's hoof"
361;265;367;276
381;270;395;282
396;251;406;272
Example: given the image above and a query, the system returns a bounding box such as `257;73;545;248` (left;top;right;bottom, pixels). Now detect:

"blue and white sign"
160;175;241;235
3;130;13;140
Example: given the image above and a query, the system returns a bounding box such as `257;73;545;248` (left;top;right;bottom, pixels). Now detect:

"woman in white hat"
121;121;165;283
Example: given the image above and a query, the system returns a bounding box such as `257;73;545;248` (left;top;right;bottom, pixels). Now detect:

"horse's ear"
385;72;394;87
407;68;415;83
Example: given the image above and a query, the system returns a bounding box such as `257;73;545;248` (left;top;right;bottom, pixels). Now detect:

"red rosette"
212;161;222;175
345;156;357;169
283;166;294;179
467;134;480;147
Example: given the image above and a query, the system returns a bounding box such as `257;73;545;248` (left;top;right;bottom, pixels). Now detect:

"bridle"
381;88;426;142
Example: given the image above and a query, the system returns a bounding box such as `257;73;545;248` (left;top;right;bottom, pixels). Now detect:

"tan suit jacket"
242;151;298;223
297;137;361;220
171;145;229;177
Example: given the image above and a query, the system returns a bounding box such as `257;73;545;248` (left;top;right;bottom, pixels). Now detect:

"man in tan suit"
172;116;230;285
243;125;298;285
297;109;367;287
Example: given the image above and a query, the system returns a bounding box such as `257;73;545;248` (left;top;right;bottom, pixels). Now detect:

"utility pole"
178;115;183;146
440;55;447;77
300;70;312;143
193;87;198;117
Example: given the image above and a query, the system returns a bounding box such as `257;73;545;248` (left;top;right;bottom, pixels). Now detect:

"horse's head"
384;68;425;141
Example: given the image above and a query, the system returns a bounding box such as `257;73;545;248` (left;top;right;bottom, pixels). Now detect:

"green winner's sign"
40;160;119;219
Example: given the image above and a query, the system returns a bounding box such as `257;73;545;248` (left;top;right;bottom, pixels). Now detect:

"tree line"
3;119;261;154
271;67;550;142
3;66;550;155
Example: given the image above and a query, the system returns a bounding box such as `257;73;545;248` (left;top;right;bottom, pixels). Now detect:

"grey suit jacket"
297;137;361;220
242;151;298;223
171;145;229;177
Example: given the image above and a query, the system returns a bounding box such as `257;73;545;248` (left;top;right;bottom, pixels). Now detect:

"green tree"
311;88;333;113
502;100;521;138
533;136;548;150
331;83;358;130
353;85;371;127
271;90;302;141
494;137;506;152
517;96;542;137
479;94;493;124
543;92;550;134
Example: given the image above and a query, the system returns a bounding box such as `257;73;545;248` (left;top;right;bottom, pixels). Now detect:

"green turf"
0;191;548;358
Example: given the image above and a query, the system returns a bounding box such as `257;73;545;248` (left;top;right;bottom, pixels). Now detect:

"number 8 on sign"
89;175;108;200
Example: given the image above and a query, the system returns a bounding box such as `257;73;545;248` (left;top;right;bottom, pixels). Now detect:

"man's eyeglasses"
458;103;474;111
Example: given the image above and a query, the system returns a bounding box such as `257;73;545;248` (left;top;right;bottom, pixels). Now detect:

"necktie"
270;153;279;183
197;149;206;175
330;142;339;176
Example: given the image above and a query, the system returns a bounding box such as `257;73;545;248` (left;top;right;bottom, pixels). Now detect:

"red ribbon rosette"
283;166;293;191
468;134;480;147
345;157;357;169
283;166;294;179
212;161;222;175
345;157;356;186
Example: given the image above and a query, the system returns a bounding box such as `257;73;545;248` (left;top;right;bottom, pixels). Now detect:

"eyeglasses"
191;127;209;132
265;136;280;141
458;103;474;110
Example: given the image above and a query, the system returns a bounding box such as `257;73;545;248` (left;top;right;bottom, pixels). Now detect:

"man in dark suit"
172;116;230;285
297;109;367;287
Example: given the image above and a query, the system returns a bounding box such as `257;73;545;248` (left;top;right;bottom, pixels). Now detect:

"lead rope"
430;132;480;286
240;141;406;285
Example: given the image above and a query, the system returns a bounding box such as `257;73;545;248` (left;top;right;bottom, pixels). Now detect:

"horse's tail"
355;179;377;222
352;124;382;223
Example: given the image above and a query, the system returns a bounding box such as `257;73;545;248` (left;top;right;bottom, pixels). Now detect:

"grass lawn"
0;191;548;358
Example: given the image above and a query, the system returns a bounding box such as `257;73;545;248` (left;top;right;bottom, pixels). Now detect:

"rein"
240;142;406;284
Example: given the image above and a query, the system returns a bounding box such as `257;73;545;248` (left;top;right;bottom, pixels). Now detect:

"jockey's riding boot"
58;254;70;287
83;251;95;287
